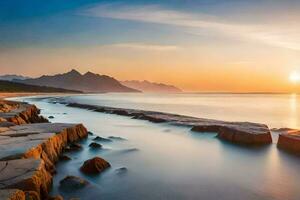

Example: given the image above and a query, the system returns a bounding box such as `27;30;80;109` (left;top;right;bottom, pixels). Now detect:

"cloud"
80;3;300;51
108;43;179;51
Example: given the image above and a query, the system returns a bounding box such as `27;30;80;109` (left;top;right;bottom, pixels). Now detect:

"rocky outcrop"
0;159;52;199
89;142;102;149
0;100;48;125
67;103;272;145
276;128;300;154
0;189;25;200
80;157;110;175
59;176;89;192
0;123;88;199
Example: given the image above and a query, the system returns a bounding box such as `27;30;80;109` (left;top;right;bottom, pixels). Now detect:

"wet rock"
277;128;300;154
115;167;128;175
59;155;72;161
87;131;93;136
0;189;25;200
93;136;112;142
80;157;110;174
111;110;129;116
65;143;82;152
59;176;89;191
122;148;139;153
66;102;272;145
89;142;102;149
108;136;126;141
48;116;54;119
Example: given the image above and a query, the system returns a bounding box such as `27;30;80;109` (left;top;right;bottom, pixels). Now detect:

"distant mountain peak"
17;69;139;93
122;80;182;93
67;69;81;76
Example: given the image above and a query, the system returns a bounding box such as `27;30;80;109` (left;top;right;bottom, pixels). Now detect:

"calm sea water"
15;93;300;200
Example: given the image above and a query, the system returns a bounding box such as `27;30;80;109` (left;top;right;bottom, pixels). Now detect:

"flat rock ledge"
0;100;48;125
67;103;272;145
276;128;300;154
0;189;25;200
0;122;88;199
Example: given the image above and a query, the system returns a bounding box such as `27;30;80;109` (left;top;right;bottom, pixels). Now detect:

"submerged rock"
59;176;89;191
80;157;110;174
48;116;54;119
89;142;102;149
88;131;93;136
115;167;128;175
59;155;72;161
65;143;82;152
108;136;126;141
93;136;112;142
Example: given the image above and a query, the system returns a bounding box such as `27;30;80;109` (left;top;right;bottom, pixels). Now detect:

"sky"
1;0;300;92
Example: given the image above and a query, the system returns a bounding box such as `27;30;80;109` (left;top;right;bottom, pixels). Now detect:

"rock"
25;191;40;200
108;136;126;141
48;116;54;119
115;167;128;175
66;102;272;145
65;143;82;152
59;155;72;161
93;136;112;142
0;189;26;200
47;195;64;200
80;157;110;174
277;128;300;154
87;131;93;136
88;142;102;149
0;159;52;199
59;176;89;192
0;100;49;125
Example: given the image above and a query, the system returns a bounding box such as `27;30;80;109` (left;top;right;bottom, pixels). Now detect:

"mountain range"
122;80;182;93
17;69;139;93
0;74;30;81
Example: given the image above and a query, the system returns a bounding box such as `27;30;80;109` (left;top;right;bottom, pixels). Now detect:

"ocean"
14;93;300;200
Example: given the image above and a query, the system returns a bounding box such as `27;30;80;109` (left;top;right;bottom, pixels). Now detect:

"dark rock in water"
89;142;102;149
48;195;64;200
48;116;55;119
80;157;110;174
111;109;130;116
108;136;126;141
59;154;72;161
115;167;128;175
93;136;112;142
277;128;300;154
65;143;82;152
59;176;89;191
88;131;93;136
121;148;139;153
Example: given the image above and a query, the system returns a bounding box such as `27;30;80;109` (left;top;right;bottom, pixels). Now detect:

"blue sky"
0;0;300;92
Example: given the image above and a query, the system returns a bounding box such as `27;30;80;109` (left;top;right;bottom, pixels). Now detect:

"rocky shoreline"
66;102;273;145
0;100;109;200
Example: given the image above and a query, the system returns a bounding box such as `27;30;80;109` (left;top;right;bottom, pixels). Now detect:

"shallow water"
61;93;300;129
15;94;300;200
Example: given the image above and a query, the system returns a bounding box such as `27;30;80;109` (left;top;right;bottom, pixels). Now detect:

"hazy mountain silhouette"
0;74;30;81
18;69;139;93
0;80;81;93
122;80;182;93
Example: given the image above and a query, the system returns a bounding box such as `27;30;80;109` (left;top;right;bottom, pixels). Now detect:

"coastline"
0;98;106;200
1;94;300;199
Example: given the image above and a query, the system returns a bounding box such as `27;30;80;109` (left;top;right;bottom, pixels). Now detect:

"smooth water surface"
62;93;300;129
15;94;300;200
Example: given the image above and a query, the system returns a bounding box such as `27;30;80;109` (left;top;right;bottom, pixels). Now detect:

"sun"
289;71;300;84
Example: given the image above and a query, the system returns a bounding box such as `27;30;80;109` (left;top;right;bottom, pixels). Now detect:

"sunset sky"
1;0;300;92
